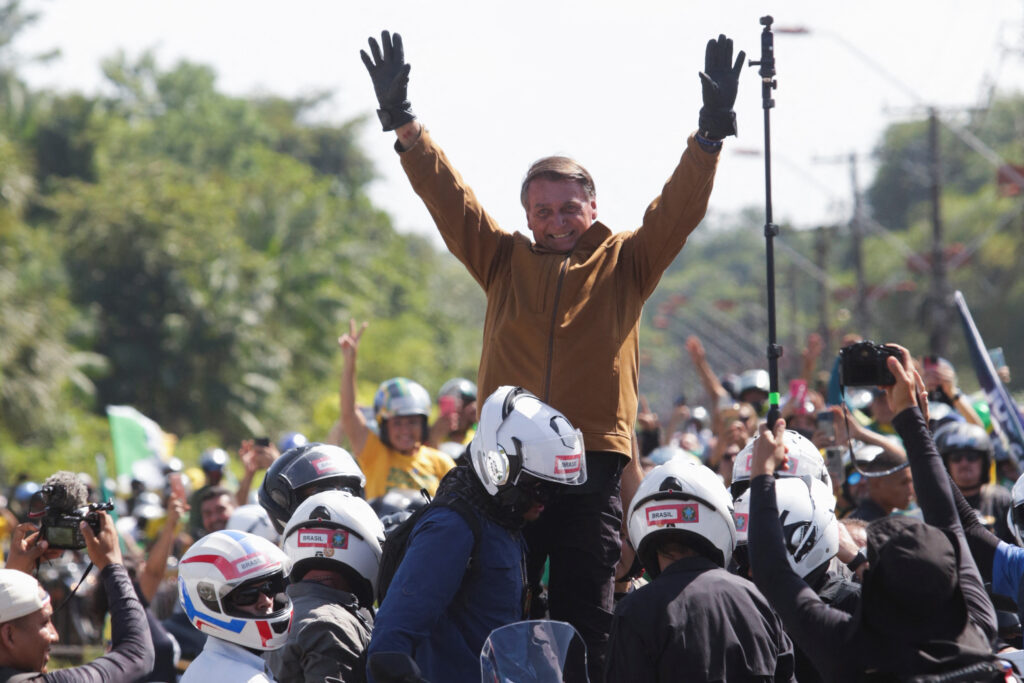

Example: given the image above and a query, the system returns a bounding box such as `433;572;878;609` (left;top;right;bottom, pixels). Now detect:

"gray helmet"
200;448;229;472
439;378;478;403
738;369;770;397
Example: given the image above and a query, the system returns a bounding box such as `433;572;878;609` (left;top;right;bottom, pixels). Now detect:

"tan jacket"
400;130;718;457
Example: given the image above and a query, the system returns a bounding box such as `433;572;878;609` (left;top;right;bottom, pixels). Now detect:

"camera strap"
47;561;96;616
837;378;855;470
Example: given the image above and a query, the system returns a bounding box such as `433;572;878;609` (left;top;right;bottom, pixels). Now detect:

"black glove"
698;34;745;140
360;30;415;132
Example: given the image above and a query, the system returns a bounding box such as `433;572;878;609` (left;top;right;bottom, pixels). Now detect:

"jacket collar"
205;635;272;671
661;554;721;577
288;579;360;607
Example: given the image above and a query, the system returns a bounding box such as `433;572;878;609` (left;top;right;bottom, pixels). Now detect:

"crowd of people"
2;26;1024;683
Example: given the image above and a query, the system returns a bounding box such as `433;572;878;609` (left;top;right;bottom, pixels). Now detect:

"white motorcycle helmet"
469;386;587;498
628;459;736;576
647;445;702;467
227;504;280;544
733;475;838;578
731;430;832;498
731;488;753;575
773;477;839;578
178;530;292;651
733;489;751;547
282;490;385;608
1007;472;1024;546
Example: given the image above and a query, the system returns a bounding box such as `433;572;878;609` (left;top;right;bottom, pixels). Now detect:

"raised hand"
360;31;416;131
685;335;706;361
5;523;64;574
698;34;745;140
81;511;122;570
637;395;660;432
338;319;369;364
883;344;929;422
751;418;788;477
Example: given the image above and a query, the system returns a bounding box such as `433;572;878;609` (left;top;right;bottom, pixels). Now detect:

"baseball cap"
0;569;50;623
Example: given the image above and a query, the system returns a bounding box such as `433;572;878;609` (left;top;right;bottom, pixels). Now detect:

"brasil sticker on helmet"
646;502;699;526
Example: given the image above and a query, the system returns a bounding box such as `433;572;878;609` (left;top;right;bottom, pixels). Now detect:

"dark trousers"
524;451;625;681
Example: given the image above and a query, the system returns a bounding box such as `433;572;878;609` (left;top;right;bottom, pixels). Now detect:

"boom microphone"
42;471;90;512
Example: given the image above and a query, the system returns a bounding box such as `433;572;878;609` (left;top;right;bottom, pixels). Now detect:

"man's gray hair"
520;157;596;210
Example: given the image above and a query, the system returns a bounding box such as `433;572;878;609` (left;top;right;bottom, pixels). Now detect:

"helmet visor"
517;429;587;486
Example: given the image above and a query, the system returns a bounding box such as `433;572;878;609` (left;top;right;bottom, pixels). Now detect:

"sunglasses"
948;451;984;464
229;576;284;607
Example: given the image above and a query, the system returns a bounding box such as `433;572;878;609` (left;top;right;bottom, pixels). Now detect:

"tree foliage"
4;0;1024;482
0;9;483;481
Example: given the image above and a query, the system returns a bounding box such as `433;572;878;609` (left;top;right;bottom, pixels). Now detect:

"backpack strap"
434;494;483;572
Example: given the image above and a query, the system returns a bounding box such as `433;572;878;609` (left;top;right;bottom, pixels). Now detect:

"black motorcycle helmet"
258;442;367;533
934;421;993;485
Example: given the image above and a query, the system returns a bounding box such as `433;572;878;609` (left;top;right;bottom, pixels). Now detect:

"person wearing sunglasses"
935;422;1015;544
178;531;293;682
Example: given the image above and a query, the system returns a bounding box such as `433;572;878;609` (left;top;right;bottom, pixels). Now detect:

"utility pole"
928;108;950;357
848;153;870;334
788;261;800;377
814;227;831;353
812;152;870;335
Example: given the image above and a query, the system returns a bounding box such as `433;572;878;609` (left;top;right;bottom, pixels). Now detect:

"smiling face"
0;600;59;673
201;493;235;533
386;414;424;454
525;178;597;253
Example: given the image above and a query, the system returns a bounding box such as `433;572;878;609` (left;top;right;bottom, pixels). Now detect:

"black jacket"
748;408;998;683
846;497;890;523
965;484;1015;545
794;569;861;683
0;564;154;683
604;555;795;682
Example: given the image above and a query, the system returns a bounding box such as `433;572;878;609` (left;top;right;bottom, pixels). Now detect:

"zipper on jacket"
542;254;570;402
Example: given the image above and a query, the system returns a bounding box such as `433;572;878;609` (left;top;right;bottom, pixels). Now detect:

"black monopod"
749;16;782;426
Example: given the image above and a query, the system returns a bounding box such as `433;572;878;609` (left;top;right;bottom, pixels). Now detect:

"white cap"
0;569;50;623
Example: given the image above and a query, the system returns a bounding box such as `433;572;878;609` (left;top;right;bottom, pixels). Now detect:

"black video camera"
839;341;902;387
29;484;114;550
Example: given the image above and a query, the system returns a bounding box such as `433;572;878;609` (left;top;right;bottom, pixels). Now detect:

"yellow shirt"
358;431;456;499
0;514;8;564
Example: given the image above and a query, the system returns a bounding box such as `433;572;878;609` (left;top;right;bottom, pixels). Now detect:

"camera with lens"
839;341;902;387
28;474;114;550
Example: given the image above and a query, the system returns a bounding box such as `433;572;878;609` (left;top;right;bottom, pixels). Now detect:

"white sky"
16;0;1024;245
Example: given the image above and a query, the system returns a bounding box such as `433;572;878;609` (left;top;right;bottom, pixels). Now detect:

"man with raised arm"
361;30;742;676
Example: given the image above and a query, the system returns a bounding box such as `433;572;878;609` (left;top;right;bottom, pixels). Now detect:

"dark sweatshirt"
1;564;154;683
